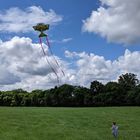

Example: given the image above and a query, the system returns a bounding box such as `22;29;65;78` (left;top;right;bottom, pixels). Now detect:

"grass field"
0;107;139;140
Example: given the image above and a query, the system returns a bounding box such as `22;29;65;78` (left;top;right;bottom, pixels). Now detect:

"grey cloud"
0;67;20;85
17;60;55;76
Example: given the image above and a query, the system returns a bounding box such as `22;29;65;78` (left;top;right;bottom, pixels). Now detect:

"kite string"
39;37;59;84
46;36;65;77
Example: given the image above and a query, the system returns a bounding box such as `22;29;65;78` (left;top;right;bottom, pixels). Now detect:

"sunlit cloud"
83;0;140;45
0;6;63;33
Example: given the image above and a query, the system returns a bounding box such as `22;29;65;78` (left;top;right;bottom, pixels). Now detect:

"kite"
33;23;65;84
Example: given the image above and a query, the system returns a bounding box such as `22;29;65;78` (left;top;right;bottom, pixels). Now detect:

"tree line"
0;73;140;106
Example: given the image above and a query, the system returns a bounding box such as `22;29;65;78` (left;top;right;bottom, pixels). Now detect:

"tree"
90;80;104;95
105;82;119;92
56;84;74;106
118;73;139;90
72;86;90;106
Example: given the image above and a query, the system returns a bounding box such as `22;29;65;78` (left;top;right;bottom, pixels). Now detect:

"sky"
0;0;140;91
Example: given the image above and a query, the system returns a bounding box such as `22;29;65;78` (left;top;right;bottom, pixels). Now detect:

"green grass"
0;107;139;140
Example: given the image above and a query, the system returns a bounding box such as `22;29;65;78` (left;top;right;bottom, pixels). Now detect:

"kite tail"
39;37;59;84
46;36;65;77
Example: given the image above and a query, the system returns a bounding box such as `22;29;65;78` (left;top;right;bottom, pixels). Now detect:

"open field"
0;107;139;140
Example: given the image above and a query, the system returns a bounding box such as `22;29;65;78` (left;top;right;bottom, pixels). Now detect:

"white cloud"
65;50;78;58
65;51;117;86
65;50;140;86
0;6;63;33
50;38;72;44
62;38;72;43
116;49;140;74
0;36;68;90
0;36;140;90
82;0;140;45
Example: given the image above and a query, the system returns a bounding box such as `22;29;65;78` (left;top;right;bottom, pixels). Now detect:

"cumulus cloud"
0;36;59;76
82;0;140;45
0;67;20;85
0;6;62;33
65;50;117;86
116;49;140;74
65;50;140;86
0;36;140;90
0;36;68;90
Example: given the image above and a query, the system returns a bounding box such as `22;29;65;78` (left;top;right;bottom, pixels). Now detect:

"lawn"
0;107;139;140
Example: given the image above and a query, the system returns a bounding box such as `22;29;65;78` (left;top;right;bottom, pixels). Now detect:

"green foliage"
118;73;139;90
0;73;139;106
104;82;119;92
90;80;104;95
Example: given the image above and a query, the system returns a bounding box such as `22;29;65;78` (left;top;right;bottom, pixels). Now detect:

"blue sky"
0;0;131;59
0;0;140;90
0;0;139;60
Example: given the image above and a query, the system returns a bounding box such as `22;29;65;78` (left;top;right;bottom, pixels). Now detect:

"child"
112;122;118;139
